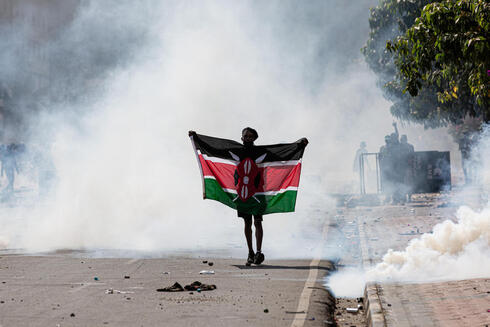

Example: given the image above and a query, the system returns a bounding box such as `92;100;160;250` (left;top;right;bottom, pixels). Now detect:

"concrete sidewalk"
366;278;490;327
332;192;489;326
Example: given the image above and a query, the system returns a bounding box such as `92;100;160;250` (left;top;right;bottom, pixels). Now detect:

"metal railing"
359;152;381;195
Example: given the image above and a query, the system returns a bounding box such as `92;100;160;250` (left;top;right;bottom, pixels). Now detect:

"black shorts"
237;211;263;222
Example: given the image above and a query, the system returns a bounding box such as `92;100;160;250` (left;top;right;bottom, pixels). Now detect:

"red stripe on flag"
198;155;301;192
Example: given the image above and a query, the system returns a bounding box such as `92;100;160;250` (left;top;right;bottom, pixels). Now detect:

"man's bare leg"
244;218;254;253
254;220;263;253
253;220;265;264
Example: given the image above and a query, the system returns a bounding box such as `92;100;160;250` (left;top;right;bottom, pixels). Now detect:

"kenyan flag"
190;133;306;215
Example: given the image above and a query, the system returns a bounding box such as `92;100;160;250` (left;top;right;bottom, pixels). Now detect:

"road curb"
364;282;387;327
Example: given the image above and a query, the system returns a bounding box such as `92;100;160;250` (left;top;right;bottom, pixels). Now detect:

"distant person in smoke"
400;135;414;153
458;131;480;184
399;135;415;202
389;122;405;204
353;141;368;174
189;128;308;266
1;144;19;194
459;132;472;184
379;135;395;203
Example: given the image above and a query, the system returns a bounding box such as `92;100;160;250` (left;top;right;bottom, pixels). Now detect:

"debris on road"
124;275;130;279
199;270;215;275
157;281;217;292
156;282;184;292
105;289;134;294
346;307;358;313
208;262;214;266
184;281;217;291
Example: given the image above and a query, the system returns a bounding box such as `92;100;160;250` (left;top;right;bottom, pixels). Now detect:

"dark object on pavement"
202;260;208;264
254;252;265;265
184;281;217;291
156;282;185;292
208;262;214;266
70;313;75;317
124;276;130;279
94;277;99;281
264;308;269;313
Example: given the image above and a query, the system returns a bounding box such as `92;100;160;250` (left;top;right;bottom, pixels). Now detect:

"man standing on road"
189;128;308;266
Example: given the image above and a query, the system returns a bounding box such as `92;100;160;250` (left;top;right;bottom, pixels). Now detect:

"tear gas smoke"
328;129;490;297
0;236;8;250
369;205;490;282
326;267;367;298
327;204;490;297
0;1;457;257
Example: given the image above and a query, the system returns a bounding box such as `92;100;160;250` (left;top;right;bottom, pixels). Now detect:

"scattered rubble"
184;281;216;291
156;282;184;292
157;281;216;292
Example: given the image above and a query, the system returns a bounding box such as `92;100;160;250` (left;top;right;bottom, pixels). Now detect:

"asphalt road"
0;255;335;327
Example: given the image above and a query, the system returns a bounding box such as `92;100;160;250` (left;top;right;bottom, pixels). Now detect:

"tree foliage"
388;0;490;123
362;0;447;128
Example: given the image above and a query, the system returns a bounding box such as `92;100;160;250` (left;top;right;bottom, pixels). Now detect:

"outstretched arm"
392;122;399;139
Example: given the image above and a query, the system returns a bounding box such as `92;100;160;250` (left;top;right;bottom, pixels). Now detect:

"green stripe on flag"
204;178;297;215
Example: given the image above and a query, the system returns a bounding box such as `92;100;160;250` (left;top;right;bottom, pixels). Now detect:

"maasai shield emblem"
230;152;267;203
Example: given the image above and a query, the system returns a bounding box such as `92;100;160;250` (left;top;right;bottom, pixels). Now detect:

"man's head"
241;127;258;146
360;141;366;149
400;135;408;144
390;132;399;144
384;135;391;145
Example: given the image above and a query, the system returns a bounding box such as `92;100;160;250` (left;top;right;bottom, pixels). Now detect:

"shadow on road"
232;264;333;271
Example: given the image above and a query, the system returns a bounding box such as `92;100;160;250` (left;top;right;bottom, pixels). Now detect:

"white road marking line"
290;218;330;327
357;216;371;269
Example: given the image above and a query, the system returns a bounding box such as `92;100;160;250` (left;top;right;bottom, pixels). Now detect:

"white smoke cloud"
0;235;8;250
368;205;490;282
0;1;457;258
327;125;490;297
